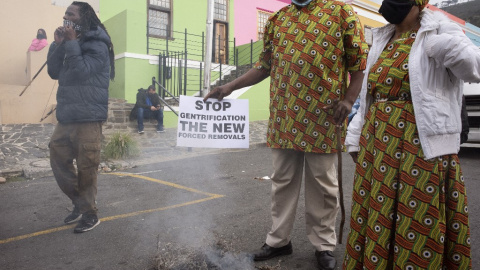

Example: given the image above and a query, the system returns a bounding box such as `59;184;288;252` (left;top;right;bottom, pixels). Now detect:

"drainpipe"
203;0;214;97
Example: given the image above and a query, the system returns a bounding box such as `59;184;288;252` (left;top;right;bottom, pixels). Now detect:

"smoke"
154;236;256;270
204;247;255;270
149;153;259;270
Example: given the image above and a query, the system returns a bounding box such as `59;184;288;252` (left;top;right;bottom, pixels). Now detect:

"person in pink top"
28;29;48;51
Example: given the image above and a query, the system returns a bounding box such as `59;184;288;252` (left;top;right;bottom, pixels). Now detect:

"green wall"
238;78;270;121
105;10;127;54
109;58;126;99
99;0;268;128
101;0;149;55
236;40;263;67
148;0;235;64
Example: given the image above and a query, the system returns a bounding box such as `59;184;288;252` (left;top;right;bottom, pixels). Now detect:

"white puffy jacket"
345;10;480;159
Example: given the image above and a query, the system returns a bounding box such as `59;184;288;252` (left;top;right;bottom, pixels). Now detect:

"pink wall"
234;0;291;45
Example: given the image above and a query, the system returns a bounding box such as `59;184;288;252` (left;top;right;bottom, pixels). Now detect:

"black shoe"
315;250;336;270
253;241;293;261
74;214;100;233
64;208;82;224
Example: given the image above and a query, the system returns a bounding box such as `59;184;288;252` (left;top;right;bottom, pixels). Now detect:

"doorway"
213;21;228;64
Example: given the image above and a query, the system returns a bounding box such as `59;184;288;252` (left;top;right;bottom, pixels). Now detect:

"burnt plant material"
153;237;286;270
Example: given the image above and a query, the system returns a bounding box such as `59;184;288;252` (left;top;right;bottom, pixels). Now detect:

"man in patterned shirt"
204;0;368;268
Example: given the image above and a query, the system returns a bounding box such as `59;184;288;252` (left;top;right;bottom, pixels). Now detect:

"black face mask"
379;0;415;24
292;0;313;7
36;34;47;39
64;19;83;31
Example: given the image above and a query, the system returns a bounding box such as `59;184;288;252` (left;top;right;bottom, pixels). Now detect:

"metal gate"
157;51;187;100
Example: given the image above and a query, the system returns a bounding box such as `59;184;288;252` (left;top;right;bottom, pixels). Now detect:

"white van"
463;82;480;147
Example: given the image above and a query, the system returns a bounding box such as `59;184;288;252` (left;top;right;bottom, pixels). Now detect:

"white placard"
176;95;249;148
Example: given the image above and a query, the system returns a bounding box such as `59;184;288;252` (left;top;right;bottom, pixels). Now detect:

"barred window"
257;10;272;41
214;0;228;21
148;0;172;38
150;0;170;8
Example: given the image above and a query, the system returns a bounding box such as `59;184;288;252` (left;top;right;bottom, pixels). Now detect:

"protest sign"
176;95;249;148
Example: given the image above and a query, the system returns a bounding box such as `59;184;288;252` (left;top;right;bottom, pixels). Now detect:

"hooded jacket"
47;26;111;123
129;89;162;120
346;10;480;159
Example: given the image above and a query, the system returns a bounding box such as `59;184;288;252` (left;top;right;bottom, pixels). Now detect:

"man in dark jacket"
131;85;164;134
47;1;115;233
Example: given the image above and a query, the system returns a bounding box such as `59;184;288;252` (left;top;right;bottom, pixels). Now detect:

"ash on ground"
152;238;286;270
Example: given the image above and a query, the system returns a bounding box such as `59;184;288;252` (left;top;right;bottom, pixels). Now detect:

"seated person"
130;85;164;133
28;28;48;51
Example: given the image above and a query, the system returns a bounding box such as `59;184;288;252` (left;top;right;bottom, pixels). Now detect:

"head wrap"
414;0;429;11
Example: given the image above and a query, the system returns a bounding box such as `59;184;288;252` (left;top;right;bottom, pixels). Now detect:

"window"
214;0;228;22
257;10;272;41
148;0;172;38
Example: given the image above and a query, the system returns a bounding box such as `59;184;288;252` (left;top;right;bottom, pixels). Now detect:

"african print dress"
343;29;471;269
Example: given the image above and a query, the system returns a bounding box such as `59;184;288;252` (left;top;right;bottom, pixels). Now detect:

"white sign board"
176;95;249;148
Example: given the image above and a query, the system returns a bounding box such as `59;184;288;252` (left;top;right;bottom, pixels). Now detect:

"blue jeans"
137;107;164;131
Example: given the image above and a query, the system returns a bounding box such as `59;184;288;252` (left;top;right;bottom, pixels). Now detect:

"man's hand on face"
54;27;65;44
63;25;77;41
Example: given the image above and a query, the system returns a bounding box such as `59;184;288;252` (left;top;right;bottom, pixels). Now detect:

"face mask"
37;33;47;39
292;0;314;7
63;19;82;31
379;0;414;24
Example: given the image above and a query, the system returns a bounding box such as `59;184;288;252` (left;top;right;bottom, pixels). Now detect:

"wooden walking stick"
19;41;64;97
336;125;346;244
19;62;47;96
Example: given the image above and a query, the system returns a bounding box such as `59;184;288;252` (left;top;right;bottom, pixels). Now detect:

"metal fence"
148;27;263;99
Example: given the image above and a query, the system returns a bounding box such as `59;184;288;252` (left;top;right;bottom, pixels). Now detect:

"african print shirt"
368;30;418;101
256;0;368;153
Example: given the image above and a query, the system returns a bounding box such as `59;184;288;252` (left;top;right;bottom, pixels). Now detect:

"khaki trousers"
266;148;339;251
49;122;102;215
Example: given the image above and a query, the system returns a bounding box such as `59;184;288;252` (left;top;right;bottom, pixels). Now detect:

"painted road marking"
0;172;224;245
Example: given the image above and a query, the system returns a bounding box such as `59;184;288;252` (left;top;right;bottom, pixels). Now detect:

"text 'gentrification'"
177;96;249;148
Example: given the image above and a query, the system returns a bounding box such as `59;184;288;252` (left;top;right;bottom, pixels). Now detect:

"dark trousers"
137;107;164;131
49;122;102;215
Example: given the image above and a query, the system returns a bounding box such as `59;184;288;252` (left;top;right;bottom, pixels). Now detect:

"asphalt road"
1;146;479;270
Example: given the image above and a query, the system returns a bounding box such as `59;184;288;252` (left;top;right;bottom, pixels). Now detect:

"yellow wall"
353;0;386;28
0;0;66;86
358;14;385;28
0;49;58;124
0;0;97;124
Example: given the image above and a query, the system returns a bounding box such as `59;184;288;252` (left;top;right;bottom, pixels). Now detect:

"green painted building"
100;0;269;127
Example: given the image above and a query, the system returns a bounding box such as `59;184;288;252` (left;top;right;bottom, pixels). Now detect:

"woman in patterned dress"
342;0;480;269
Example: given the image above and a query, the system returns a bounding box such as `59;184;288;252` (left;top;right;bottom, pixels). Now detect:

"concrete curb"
0;120;269;180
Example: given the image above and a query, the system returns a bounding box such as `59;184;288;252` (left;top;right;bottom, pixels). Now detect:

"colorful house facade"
2;0;479;125
98;0;394;126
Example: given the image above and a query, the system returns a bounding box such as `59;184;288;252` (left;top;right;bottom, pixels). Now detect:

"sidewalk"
0;120;268;180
